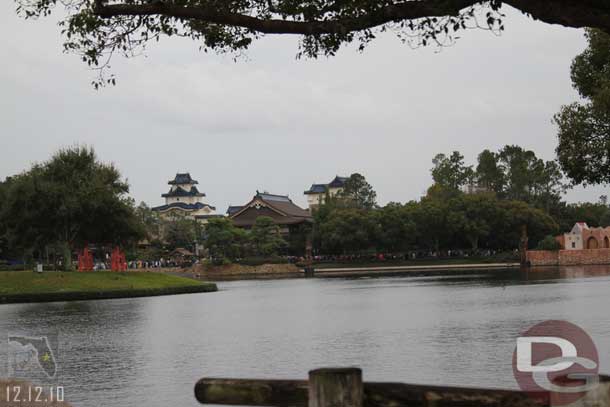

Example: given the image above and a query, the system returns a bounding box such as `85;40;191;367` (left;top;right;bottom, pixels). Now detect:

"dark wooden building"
229;192;313;237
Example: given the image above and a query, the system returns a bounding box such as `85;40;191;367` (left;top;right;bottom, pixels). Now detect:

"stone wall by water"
527;248;610;266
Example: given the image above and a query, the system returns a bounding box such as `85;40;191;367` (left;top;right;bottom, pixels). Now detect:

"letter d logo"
512;320;599;407
516;336;577;372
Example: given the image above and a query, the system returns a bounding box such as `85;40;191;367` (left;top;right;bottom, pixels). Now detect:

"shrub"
536;235;562;251
237;256;288;266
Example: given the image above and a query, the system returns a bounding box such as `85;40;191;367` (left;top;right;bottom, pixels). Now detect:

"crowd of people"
308;249;514;264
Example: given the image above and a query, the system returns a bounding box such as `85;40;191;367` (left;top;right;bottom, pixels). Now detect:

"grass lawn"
0;271;215;296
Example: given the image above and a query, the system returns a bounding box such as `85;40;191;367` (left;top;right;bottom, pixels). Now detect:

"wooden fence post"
308;368;363;407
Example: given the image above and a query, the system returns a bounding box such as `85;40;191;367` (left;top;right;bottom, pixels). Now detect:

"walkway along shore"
311;262;521;277
177;262;522;281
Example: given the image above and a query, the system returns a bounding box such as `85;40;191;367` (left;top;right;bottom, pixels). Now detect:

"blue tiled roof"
304;184;327;194
226;206;244;215
328;176;348;188
168;173;199;185
162;186;205;198
304;176;348;194
256;192;291;202
152;202;216;212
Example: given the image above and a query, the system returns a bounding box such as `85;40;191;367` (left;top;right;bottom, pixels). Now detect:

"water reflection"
0;265;609;407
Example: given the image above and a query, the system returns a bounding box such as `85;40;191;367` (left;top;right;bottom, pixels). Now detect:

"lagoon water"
1;266;610;407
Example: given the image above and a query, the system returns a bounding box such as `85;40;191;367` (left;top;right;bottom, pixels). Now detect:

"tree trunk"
519;225;528;265
61;242;73;271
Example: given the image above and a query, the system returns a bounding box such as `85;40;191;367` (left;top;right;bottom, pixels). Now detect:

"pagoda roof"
304;176;348;194
226;205;244;216
256;191;292;202
328;175;349;188
304;184;327;195
229;191;312;226
162;186;205;198
168;173;199;185
151;202;216;212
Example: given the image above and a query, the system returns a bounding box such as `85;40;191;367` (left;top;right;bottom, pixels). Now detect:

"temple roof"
152;202;216;212
162;186;205;198
226;206;244;216
229;191;312;226
256;191;292;202
304;176;348;194
168;173;198;185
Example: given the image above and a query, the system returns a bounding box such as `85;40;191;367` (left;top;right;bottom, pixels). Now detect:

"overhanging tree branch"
16;0;610;87
92;0;610;35
505;0;610;33
94;0;479;35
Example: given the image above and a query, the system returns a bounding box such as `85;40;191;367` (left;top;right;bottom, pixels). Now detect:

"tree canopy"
338;173;377;210
431;151;473;191
0;146;144;267
15;0;610;86
554;29;610;186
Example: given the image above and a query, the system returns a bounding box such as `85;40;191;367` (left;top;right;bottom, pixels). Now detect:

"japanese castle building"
303;175;348;209
152;173;219;221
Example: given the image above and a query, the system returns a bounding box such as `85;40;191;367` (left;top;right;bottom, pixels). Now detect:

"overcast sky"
1;3;607;212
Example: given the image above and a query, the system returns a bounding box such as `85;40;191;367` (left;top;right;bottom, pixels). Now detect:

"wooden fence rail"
195;367;610;407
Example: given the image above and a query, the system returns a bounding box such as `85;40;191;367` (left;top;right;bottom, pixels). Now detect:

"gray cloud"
1;4;607;213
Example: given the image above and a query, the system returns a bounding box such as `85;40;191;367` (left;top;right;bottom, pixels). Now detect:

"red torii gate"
78;246;93;272
110;246;127;272
78;245;127;272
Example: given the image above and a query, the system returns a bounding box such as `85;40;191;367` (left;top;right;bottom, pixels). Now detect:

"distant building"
557;222;610;250
303;175;348;209
152;173;220;222
229;191;313;236
461;183;489;195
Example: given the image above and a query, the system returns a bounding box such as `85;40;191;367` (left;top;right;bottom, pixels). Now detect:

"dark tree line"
313;181;558;255
311;150;610;256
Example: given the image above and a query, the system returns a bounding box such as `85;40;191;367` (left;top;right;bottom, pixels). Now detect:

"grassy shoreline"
0;271;217;304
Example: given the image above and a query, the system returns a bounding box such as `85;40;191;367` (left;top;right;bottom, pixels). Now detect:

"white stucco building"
303;176;348;209
562;222;587;250
558;222;610;250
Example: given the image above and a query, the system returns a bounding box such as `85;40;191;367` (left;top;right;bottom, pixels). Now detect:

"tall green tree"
497;145;540;201
475;149;504;193
0;147;143;269
338;173;377;210
163;216;200;251
135;202;162;241
431;151;474;191
414;198;449;252
496;145;564;207
373;202;417;252
490;200;558;250
204;217;248;260
555;29;610;185
317;208;376;254
250;216;287;257
446;193;496;250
